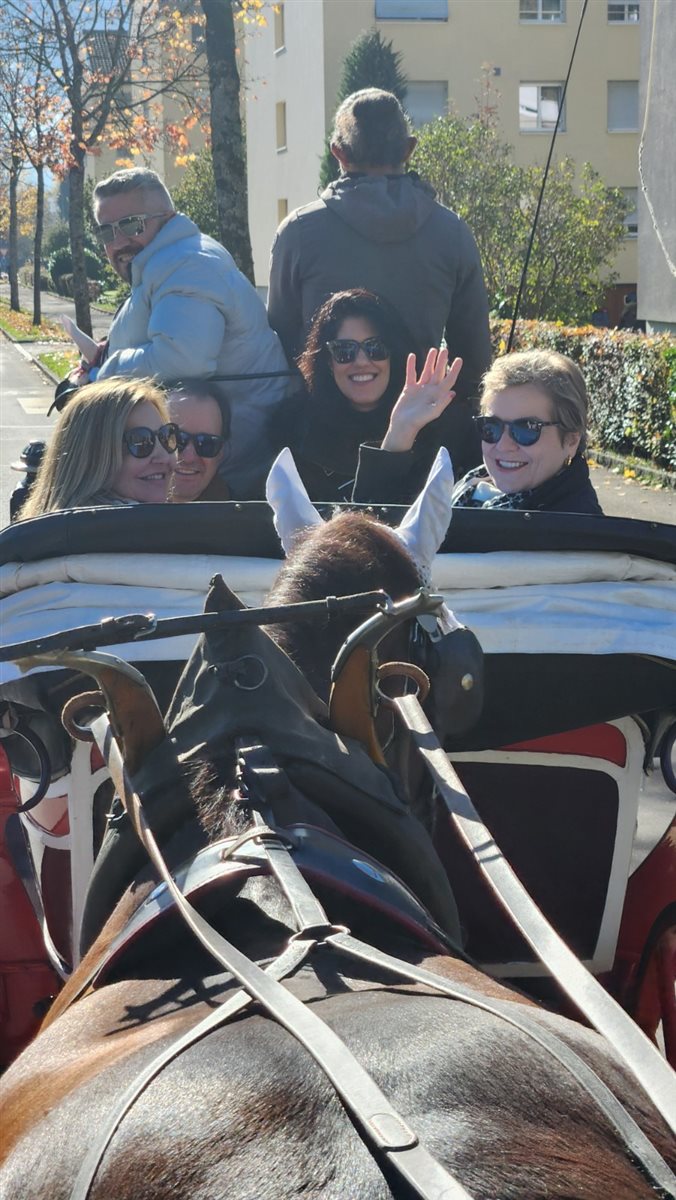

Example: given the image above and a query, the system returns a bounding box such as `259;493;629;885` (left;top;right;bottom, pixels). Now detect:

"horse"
1;469;675;1199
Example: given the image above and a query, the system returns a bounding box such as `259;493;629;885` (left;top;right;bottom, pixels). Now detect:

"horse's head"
264;445;457;701
266;509;420;699
80;449;476;954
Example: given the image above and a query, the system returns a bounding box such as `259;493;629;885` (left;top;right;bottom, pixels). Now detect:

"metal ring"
375;661;431;706
62;691;106;742
233;656;269;691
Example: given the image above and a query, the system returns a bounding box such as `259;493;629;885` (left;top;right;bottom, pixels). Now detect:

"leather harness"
10;591;676;1200
63;711;676;1200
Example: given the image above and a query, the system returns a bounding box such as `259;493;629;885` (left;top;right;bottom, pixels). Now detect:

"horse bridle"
48;632;675;1200
57;716;675;1200
13;596;676;1200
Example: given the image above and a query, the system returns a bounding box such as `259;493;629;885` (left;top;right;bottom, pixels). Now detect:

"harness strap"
69;935;316;1200
389;691;676;1141
328;932;676;1200
70;713;676;1200
79;713;473;1200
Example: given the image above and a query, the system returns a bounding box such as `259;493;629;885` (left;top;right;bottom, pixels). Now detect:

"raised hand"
381;348;463;453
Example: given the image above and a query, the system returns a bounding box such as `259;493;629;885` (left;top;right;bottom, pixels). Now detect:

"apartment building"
637;0;674;331
243;0;641;311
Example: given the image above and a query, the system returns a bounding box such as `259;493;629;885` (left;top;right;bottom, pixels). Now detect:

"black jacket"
270;389;395;503
351;447;604;516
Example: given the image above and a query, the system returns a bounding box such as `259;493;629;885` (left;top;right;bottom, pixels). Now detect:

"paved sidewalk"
1;281;112;343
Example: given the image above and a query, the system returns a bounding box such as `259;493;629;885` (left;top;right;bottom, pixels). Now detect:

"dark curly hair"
297;289;415;415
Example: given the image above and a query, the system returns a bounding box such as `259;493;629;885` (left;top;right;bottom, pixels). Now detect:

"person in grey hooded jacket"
88;168;291;495
267;89;492;478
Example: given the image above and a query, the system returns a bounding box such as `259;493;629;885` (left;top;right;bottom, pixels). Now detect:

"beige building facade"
243;0;641;312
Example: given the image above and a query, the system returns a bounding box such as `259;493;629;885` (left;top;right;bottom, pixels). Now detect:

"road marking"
19;398;52;415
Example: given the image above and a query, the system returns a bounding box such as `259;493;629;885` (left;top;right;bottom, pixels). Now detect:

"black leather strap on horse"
76;713;475;1200
387;689;676;1141
74;715;676;1200
329;933;676;1200
69;932;323;1200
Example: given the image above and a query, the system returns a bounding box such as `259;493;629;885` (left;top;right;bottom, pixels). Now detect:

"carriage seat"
435;717;646;979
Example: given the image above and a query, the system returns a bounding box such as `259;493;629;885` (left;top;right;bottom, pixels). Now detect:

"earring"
564;455;573;468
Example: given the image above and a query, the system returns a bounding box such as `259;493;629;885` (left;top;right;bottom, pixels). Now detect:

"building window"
275;101;287;151
519;83;565;132
277;198;289;223
520;0;565;22
405;81;448;127
375;0;448;19
607;81;639;131
608;1;639;21
274;3;285;51
620;187;638;236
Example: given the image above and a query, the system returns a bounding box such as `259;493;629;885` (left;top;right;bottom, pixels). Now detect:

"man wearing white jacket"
87;168;290;495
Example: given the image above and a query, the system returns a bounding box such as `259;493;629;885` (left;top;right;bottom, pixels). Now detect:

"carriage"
1;497;674;1079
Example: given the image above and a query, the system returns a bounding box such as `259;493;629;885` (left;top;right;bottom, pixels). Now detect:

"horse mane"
265;510;421;699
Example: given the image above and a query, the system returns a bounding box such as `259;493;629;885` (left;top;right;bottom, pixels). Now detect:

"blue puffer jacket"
98;214;291;493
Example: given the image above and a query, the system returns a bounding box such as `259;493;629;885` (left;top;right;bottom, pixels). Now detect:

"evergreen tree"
319;30;408;190
173;147;220;243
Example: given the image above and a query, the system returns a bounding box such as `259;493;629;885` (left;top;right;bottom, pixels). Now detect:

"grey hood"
321;171;439;244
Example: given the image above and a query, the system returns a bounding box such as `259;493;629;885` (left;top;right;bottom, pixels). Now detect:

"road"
1;284;675;526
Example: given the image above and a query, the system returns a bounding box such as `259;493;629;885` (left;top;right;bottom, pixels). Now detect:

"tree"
4;0;207;334
173;147;220;242
0;51;28;311
200;0;254;281
0;174;38;281
520;160;629;322
412;112;629;323
319;29;408;189
0;9;66;322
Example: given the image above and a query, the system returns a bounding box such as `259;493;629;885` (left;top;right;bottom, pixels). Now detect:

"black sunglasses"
176;429;225;458
474;416;562;447
94;212;172;246
326;337;390;365
123;423;179;458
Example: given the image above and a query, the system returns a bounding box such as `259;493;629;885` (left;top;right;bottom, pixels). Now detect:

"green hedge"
491;320;676;472
48;246;104;290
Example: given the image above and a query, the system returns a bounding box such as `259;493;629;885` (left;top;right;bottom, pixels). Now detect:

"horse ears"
265;447;324;554
265;445;454;578
392;447;454;584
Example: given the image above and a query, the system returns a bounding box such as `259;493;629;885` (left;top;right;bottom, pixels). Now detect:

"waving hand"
381;349;463;453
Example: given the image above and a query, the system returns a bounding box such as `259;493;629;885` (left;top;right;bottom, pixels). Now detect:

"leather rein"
16;590;674;1200
64;704;676;1200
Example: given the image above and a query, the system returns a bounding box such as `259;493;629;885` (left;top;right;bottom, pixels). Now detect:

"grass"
96;289;125;312
37;349;79;380
0;299;67;343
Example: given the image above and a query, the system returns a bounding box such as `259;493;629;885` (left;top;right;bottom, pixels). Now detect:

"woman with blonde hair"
21;378;178;518
351;348;602;515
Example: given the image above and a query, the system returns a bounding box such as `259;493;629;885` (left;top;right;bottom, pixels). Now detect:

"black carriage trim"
2;501;676;567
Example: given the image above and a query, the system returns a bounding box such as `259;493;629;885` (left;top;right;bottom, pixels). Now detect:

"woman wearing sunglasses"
271;289;433;501
166;380;231;502
20;379;177;518
353;348;602;515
